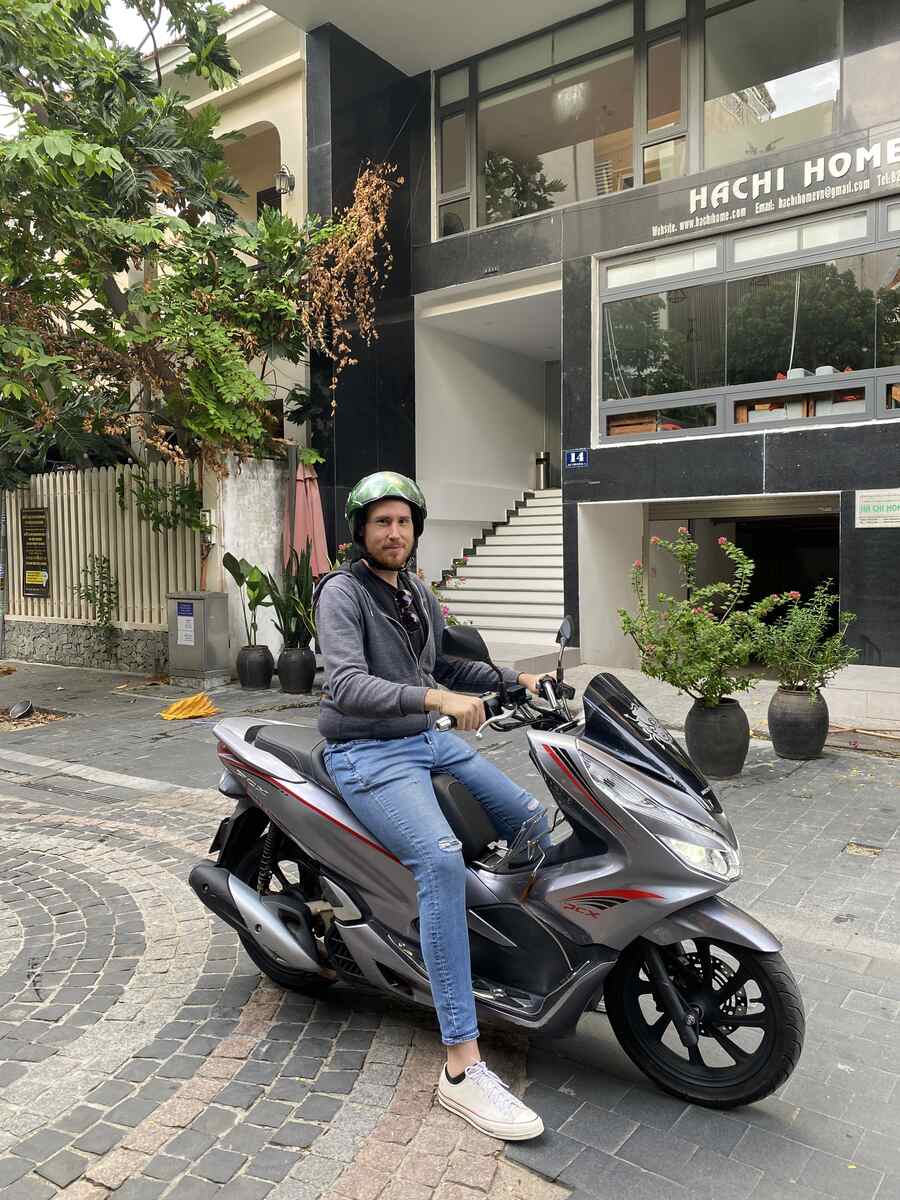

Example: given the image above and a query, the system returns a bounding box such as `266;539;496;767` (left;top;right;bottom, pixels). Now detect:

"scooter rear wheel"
604;937;804;1109
233;838;336;996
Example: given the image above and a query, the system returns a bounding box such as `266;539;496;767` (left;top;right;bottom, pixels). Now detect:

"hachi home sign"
855;489;900;528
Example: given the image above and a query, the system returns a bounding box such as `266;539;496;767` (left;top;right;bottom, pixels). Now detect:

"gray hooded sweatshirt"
312;563;519;742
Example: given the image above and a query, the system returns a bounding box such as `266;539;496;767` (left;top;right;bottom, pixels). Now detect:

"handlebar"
434;715;456;732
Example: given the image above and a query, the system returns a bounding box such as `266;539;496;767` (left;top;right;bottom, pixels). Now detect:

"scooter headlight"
661;836;741;882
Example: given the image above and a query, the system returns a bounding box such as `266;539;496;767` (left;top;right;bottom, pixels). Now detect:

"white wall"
415;323;545;584
647;520;684;607
694;518;736;589
214;458;289;665
578;501;645;668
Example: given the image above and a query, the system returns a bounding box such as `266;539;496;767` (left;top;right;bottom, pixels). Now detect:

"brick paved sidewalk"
1;662;899;1199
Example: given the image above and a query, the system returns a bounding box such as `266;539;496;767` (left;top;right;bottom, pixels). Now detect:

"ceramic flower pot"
236;645;274;689
767;687;829;760
684;697;750;779
277;646;316;694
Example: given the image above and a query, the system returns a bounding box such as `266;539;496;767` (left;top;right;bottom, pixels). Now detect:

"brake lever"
475;708;518;739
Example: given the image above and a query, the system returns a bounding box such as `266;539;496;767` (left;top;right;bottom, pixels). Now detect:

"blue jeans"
324;730;546;1045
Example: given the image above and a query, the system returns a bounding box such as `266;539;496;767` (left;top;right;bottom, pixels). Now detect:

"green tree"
0;0;397;489
481;149;566;224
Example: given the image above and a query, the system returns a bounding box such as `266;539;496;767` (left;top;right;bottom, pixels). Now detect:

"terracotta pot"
684;698;750;779
768;687;829;760
236;645;274;689
277;646;316;694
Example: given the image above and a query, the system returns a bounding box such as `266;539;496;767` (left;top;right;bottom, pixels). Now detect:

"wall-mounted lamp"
274;164;296;196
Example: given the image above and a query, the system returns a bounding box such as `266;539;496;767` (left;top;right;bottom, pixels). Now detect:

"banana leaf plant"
222;553;271;647
265;540;316;649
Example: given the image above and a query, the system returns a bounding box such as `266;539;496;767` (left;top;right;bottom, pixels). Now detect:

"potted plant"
266;541;317;694
753;582;857;760
620;529;781;779
222;553;274;688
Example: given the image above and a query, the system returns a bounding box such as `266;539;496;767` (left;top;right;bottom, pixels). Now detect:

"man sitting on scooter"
314;471;547;1141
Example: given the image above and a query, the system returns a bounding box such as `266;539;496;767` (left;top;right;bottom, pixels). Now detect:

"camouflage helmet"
345;471;427;537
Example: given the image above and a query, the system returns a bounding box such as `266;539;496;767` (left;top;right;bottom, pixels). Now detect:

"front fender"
641;896;782;953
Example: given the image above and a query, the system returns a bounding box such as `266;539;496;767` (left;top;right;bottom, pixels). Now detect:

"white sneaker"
437;1061;544;1141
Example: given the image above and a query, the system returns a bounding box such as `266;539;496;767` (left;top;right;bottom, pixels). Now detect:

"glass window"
648;35;682;131
704;0;840;170
842;3;900;133
607;243;717;289
552;3;633;64
479;34;552;92
726;258;875;386
887;384;900;409
602;281;726;401
646;0;685;30
607;404;716;436
875;248;900;368
801;212;868;250
438;199;470;238
440;68;469;107
734;389;866;424
643;137;687;185
734;227;799;264
889;206;900;235
440;113;467;194
478;50;634;226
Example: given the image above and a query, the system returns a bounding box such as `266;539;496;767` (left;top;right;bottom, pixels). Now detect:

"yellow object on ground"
159;693;220;720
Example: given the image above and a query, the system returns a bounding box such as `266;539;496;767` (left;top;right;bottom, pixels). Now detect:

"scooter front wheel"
604;937;804;1109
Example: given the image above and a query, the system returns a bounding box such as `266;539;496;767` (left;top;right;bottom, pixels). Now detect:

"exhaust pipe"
189;862;326;974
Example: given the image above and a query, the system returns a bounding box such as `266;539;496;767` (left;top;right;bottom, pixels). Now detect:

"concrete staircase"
435;490;570;672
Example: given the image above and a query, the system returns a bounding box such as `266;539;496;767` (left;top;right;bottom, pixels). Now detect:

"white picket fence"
4;463;202;628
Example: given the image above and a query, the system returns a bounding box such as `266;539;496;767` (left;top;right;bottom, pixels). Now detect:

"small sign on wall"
21;507;50;598
176;600;196;646
855;489;900;528
565;448;589;469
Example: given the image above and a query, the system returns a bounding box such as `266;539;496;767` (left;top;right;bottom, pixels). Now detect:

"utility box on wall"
167;591;230;688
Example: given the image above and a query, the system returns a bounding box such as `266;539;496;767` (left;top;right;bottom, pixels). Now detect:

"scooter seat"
255;725;340;796
253;725;497;860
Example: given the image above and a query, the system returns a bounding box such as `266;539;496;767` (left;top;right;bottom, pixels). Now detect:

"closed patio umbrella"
283;449;330;577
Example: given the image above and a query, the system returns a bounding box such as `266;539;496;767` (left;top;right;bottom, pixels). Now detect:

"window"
646;0;685;30
606;241;717;289
733;211;869;265
842;3;900;133
607;403;716;436
602;281;726;401
704;0;841;169
478;50;635;225
887;384;900;410
647;35;681;132
440;112;467;194
643;137;686;185
735;388;866;424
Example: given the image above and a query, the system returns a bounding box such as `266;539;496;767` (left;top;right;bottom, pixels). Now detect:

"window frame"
593;199;900;444
434;0;692;238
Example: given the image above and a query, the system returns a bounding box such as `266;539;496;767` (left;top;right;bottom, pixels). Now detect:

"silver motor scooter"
189;618;804;1109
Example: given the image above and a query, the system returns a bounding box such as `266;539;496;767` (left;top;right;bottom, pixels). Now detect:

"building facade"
268;0;900;670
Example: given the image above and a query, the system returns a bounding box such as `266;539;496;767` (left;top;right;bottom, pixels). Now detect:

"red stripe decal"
542;744;624;831
570;888;662;901
219;751;401;863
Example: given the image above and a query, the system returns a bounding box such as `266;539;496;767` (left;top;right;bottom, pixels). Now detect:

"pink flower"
717;536;727;545
677;526;689;535
691;606;704;615
650;535;661;545
788;590;801;600
769;593;779;601
633;560;642;570
441;605;450;616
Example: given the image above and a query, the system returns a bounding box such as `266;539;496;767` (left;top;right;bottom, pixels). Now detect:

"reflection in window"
704;0;840;169
607;404;716;436
643;137;687;185
648;35;682;131
478;50;634;226
727;259;876;386
887;384;900;410
843;3;900;133
602;282;725;401
438;200;470;238
734;389;866;424
441;113;467;194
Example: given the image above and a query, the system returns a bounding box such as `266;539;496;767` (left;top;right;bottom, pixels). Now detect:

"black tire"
604;938;804;1109
232;838;336;997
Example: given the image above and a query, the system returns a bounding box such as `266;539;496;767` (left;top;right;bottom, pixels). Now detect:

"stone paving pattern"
0;662;899;1199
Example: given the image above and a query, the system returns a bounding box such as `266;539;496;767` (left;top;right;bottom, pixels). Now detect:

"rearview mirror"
556;615;574;648
442;624;491;664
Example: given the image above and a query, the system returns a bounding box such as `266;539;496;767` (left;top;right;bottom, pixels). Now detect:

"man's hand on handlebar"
424;689;485;732
517;672;550;696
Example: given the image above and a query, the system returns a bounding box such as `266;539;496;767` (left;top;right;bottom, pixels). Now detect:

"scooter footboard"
641;896;782;953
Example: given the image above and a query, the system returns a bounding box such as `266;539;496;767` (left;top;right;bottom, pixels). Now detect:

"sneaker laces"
464;1062;526;1117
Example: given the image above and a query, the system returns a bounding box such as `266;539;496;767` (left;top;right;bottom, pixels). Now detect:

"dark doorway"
733;514;840;607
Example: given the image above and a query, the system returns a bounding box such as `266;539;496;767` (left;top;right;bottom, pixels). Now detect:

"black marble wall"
306;26;428;552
